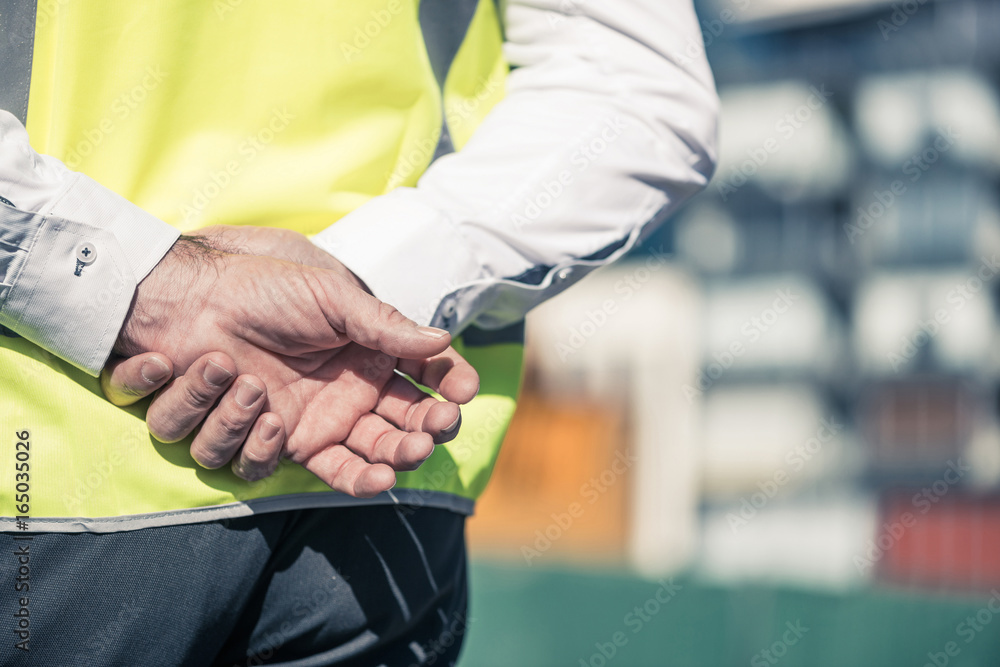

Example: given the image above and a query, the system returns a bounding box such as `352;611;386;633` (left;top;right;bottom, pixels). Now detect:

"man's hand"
104;229;478;497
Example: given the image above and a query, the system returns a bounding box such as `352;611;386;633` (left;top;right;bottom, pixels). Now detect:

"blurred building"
467;0;1000;598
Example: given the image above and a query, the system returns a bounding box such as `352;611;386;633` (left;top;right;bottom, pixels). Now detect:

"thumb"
314;271;453;360
101;353;174;406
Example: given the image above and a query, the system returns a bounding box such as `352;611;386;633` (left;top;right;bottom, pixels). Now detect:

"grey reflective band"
0;0;37;125
0;489;476;533
419;0;480;89
419;0;482;160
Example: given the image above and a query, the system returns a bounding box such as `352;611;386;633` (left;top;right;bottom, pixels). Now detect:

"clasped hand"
99;226;479;498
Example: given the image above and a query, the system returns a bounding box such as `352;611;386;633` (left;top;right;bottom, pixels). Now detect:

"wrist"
113;235;225;357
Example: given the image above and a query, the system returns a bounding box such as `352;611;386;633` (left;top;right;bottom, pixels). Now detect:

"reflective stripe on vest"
0;0;36;124
0;0;521;532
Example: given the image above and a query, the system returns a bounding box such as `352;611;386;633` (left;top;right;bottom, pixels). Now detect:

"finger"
146;353;237;443
397;346;480;404
311;273;453;359
303;445;397;498
344;412;436;470
232;412;285;481
101;353;174;406
190;375;267;468
373;373;463;444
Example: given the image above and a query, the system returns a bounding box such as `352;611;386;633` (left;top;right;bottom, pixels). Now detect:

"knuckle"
371;431;396;464
376;301;406;329
182;381;220;411
404;401;425;432
215;413;250;440
376;301;398;319
326;458;359;493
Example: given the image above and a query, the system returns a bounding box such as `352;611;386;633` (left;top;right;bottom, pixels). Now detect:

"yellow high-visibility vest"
1;0;522;531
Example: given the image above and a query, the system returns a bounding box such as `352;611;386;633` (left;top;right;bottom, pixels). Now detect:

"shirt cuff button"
75;242;98;265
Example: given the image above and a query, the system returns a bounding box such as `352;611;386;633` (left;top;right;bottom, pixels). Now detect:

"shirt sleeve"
311;0;719;330
0;110;179;375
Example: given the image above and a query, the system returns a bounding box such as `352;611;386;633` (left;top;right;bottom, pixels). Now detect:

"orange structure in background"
467;391;629;566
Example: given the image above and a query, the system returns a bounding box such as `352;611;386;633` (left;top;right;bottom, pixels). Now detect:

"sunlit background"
459;0;1000;664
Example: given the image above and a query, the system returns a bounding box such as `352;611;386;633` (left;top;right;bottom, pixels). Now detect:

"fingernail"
204;360;234;386
417;326;448;339
235;380;264;408
140;358;170;384
442;414;461;436
259;418;280;441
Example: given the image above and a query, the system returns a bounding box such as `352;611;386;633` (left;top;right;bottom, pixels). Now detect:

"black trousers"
1;506;469;667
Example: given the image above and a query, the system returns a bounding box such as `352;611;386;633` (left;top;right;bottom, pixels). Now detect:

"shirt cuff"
0;193;178;376
39;172;180;289
310;187;627;333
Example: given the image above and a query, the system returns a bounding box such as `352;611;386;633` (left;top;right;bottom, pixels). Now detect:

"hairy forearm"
114;235;228;358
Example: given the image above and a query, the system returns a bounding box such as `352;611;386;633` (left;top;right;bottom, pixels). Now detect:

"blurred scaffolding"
467;0;1000;599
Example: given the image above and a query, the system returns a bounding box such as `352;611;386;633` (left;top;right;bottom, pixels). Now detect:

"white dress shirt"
0;0;718;375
